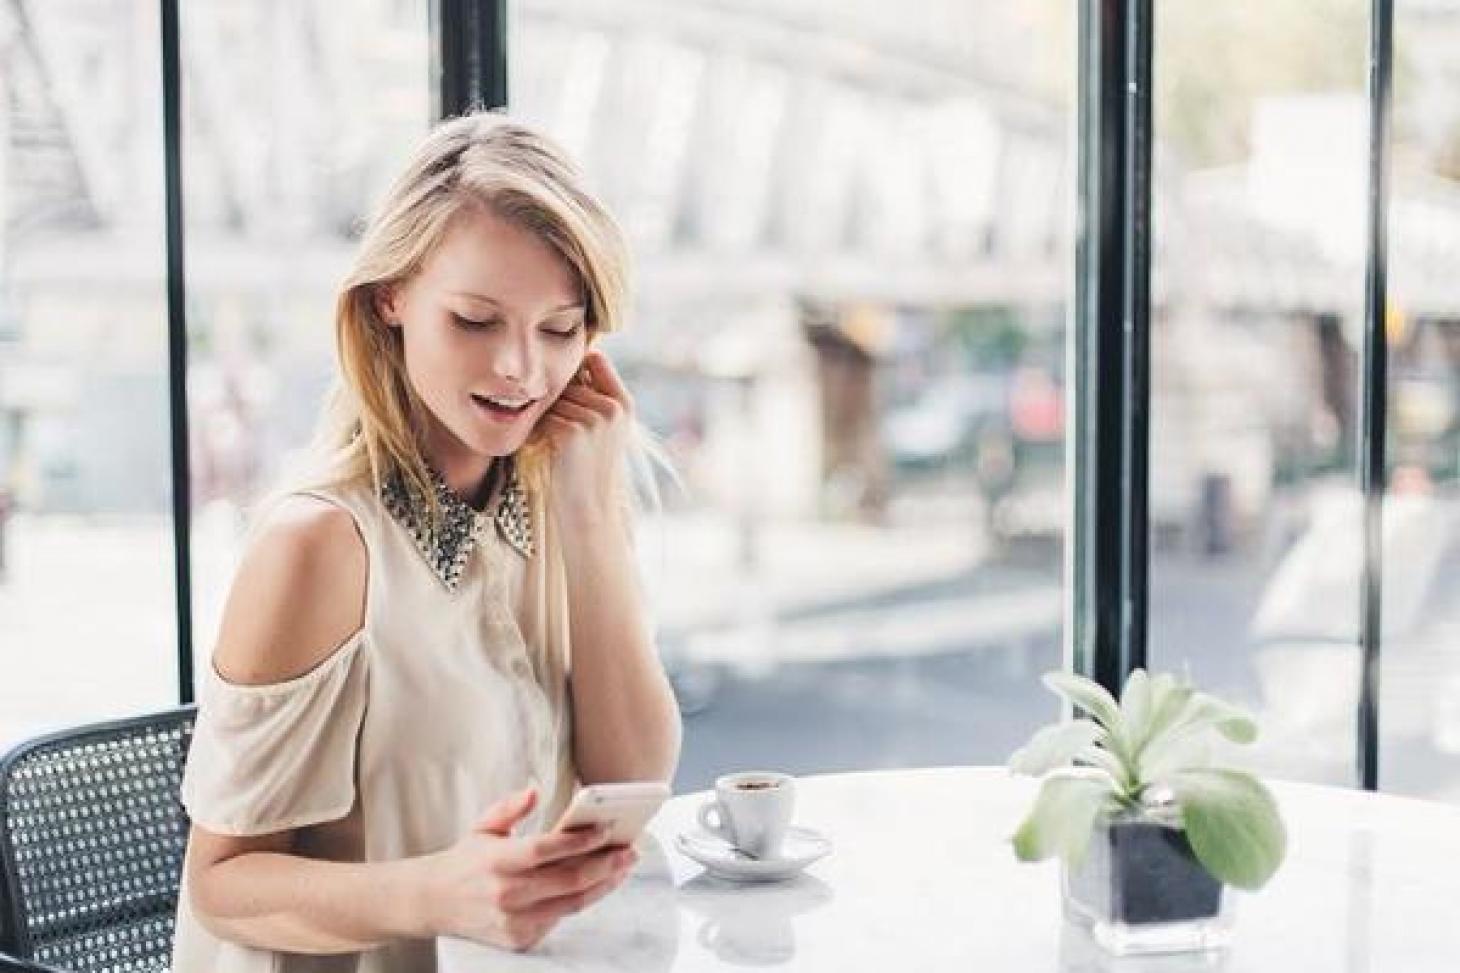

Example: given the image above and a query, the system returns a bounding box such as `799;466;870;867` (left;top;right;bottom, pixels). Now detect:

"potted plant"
1008;669;1287;955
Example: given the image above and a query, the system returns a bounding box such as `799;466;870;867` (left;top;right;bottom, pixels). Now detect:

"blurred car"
882;373;1008;472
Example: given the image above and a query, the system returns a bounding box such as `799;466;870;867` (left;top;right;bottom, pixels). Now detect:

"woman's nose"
491;332;538;386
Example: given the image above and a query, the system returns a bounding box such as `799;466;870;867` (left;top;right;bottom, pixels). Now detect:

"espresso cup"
697;771;795;859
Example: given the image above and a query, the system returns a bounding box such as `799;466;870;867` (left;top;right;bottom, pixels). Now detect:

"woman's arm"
186;496;417;952
555;506;683;784
187;498;634;954
540;351;683;785
187;828;431;953
188;791;631;955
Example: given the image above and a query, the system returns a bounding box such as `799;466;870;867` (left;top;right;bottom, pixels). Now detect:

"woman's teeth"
472;394;531;414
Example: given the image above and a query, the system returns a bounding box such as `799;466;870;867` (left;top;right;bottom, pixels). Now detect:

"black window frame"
1072;0;1394;791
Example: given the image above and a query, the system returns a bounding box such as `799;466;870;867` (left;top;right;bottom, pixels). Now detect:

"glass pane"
0;0;175;746
1151;0;1369;784
182;0;431;672
510;0;1076;791
1381;3;1460;804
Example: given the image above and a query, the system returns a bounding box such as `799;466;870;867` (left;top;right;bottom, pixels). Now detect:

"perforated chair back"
0;708;195;972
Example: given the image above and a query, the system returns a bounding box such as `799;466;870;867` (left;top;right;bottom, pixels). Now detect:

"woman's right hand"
416;787;639;952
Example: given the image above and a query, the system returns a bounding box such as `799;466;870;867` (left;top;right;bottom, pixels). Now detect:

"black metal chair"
0;708;195;973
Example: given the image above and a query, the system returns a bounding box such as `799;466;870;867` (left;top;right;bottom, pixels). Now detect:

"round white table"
438;767;1460;971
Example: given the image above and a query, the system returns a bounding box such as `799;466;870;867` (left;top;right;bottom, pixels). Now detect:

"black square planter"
1063;814;1231;955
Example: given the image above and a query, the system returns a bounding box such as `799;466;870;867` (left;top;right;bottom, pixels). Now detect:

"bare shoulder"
212;494;368;687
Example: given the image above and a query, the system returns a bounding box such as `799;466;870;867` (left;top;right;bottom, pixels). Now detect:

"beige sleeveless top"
171;463;579;972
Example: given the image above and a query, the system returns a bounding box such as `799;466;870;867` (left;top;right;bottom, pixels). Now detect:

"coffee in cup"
697;771;794;859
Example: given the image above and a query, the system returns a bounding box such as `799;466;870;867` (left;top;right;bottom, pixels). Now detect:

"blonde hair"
258;110;669;531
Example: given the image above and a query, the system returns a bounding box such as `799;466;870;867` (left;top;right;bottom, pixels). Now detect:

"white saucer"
674;826;832;882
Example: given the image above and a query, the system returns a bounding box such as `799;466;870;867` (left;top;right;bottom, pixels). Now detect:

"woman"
171;112;683;971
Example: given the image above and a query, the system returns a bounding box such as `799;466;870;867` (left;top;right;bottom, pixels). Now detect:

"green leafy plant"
1008;669;1287;891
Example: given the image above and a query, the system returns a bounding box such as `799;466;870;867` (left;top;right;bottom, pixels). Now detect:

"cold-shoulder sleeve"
181;633;369;836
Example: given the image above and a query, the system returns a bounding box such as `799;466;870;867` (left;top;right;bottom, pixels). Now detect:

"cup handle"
698;799;731;840
697;920;720;950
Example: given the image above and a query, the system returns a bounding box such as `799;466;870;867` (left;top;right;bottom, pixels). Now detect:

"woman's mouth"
471;393;535;422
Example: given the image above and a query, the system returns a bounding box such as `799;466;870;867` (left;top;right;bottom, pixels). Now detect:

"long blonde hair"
263;111;666;531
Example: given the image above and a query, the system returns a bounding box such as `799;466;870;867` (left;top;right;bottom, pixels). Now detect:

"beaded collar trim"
379;457;535;592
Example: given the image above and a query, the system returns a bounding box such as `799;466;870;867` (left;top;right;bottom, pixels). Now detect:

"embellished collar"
378;457;535;592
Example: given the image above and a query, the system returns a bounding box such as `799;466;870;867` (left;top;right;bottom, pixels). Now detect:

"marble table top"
437;766;1460;971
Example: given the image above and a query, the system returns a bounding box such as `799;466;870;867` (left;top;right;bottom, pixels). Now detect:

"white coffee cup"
697;771;795;859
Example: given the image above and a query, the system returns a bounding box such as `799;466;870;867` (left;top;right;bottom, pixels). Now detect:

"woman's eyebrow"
448;290;500;306
448;291;583;314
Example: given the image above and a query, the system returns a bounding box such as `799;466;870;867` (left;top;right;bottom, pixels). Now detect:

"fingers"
582;350;631;405
500;823;615;872
516;868;627;931
556;381;626;420
474;787;538;837
547;397;601;425
499;845;638;910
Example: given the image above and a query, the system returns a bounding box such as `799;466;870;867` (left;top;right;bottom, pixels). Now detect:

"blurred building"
3;0;1460;536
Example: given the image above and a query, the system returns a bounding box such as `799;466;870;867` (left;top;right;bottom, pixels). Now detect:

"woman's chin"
464;427;531;459
469;438;524;461
450;402;546;459
436;421;517;462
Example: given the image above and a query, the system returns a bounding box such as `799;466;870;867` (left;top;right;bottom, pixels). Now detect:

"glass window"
1150;0;1369;785
182;0;431;669
511;0;1076;791
0;1;432;749
0;0;175;746
1381;2;1460;804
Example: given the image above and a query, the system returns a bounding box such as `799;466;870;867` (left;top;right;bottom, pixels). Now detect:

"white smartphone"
553;782;671;847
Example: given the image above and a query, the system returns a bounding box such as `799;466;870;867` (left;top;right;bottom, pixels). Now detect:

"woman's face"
381;207;589;479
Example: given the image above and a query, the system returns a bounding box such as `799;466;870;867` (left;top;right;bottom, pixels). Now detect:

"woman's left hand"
537;348;634;528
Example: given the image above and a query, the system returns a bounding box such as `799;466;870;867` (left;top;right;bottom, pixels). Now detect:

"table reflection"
679;873;834;966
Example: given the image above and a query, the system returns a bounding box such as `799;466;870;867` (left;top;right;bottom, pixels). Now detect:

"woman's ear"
372;283;401;327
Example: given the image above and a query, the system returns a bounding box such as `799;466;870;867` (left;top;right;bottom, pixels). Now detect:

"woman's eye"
453;313;499;331
543;324;583;340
